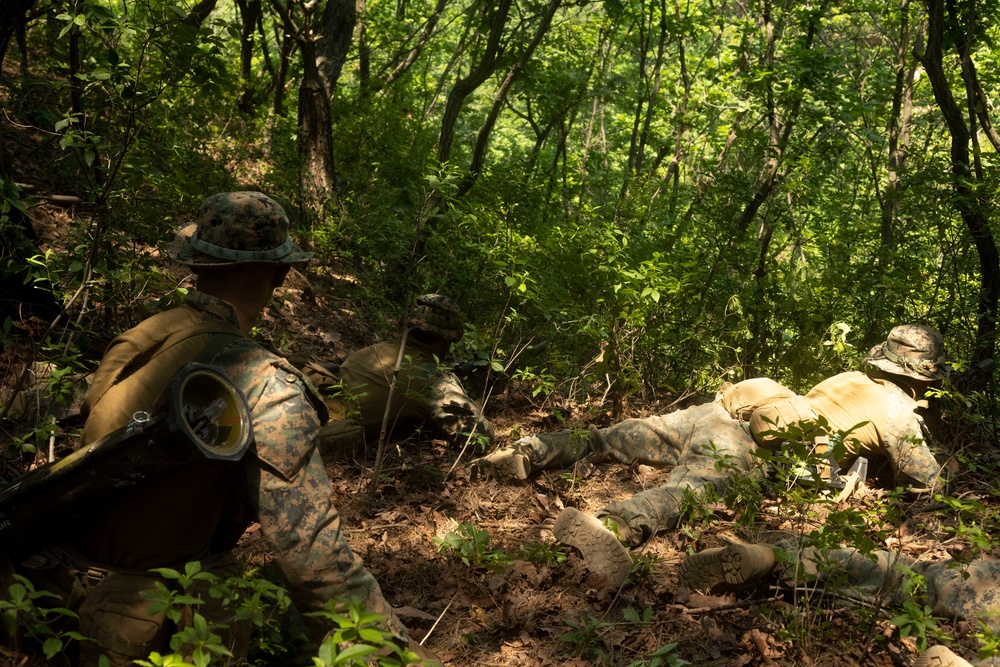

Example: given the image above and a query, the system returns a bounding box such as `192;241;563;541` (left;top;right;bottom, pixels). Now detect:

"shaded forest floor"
1;201;999;667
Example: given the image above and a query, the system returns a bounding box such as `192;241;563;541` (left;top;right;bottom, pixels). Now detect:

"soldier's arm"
231;353;408;642
882;392;944;491
424;369;495;448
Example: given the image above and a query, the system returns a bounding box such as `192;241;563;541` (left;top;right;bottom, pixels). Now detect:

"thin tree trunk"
879;0;918;253
236;0;263;112
621;0;669;203
378;0;449;88
917;0;999;387
272;25;294;116
298;52;336;224
357;0;370;90
456;0;562;198
436;0;512;164
0;0;38;76
316;0;356;94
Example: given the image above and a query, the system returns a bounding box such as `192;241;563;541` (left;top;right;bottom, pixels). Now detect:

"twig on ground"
683;595;784;614
421;591;459;645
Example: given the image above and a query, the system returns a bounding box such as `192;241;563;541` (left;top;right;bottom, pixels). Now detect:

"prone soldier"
316;294;495;455
471;324;950;587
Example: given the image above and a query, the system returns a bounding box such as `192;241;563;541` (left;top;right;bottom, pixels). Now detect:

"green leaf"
42;637;63;659
337;643;379;660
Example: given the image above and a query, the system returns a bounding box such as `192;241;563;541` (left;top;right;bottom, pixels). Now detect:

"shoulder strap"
193;330;242;365
85;312;242;420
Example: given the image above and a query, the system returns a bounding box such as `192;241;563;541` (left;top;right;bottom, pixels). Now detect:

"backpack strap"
86;316;241;412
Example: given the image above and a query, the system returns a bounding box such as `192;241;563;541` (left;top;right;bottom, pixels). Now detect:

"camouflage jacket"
73;291;406;640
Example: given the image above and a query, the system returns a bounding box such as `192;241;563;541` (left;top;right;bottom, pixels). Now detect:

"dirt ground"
312;416;987;667
1;205;997;667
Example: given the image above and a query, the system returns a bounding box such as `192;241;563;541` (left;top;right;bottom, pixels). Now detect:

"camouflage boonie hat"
172;191;313;267
865;324;948;381
407;294;462;342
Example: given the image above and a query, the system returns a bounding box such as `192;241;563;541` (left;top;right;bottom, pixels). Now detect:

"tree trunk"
298;53;336;225
236;0;263;112
879;0;918;253
272;25;294;116
436;0;512;164
316;0;356;95
182;0;219;26
0;0;37;77
357;0;370;90
738;0;828;375
620;0;669;201
917;0;999;387
456;0;562;198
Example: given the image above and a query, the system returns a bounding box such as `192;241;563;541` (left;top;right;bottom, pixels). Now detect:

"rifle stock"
0;363;253;550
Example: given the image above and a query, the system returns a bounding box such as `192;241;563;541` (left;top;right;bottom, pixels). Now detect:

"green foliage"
433;520;512;572
3;563;423;666
0;574;88;659
560;609;689;665
974;621;1000;661
6;420;59;458
889;600;947;652
307;598;423;667
510;366;557;398
627;552;659;582
558;615;613;661
625;642;690;667
517;541;568;567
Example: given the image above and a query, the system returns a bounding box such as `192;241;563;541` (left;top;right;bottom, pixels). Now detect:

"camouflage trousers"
521;403;757;544
777;540;1000;663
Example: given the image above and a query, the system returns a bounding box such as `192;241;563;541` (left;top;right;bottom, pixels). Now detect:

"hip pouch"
77;571;170;667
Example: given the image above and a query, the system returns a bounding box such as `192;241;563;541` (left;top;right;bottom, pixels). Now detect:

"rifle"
0;362;253;549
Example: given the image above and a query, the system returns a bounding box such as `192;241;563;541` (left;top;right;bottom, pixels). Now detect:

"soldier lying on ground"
0;192;441;666
311;293;495;455
679;539;998;667
470;324;950;586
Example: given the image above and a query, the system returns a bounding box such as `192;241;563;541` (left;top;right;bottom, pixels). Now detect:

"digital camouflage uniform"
777;541;1000;640
2;193;408;666
680;537;1000;667
319;294;494;454
485;325;948;547
517;402;757;545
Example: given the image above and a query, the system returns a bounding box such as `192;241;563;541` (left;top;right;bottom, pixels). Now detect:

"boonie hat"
407;294;463;342
864;324;948;381
172;191;313;267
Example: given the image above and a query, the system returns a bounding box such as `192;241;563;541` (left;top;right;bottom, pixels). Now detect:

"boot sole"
488;451;531;480
678;543;774;593
553;508;632;587
470;449;531;480
913;646;973;667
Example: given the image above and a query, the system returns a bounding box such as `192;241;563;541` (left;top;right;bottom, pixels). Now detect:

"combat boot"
553;508;633;588
594;511;645;547
913;646;973;667
468;443;533;480
678;543;775;593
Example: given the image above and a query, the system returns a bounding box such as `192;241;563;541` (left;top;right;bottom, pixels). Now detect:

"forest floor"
1;201;999;667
